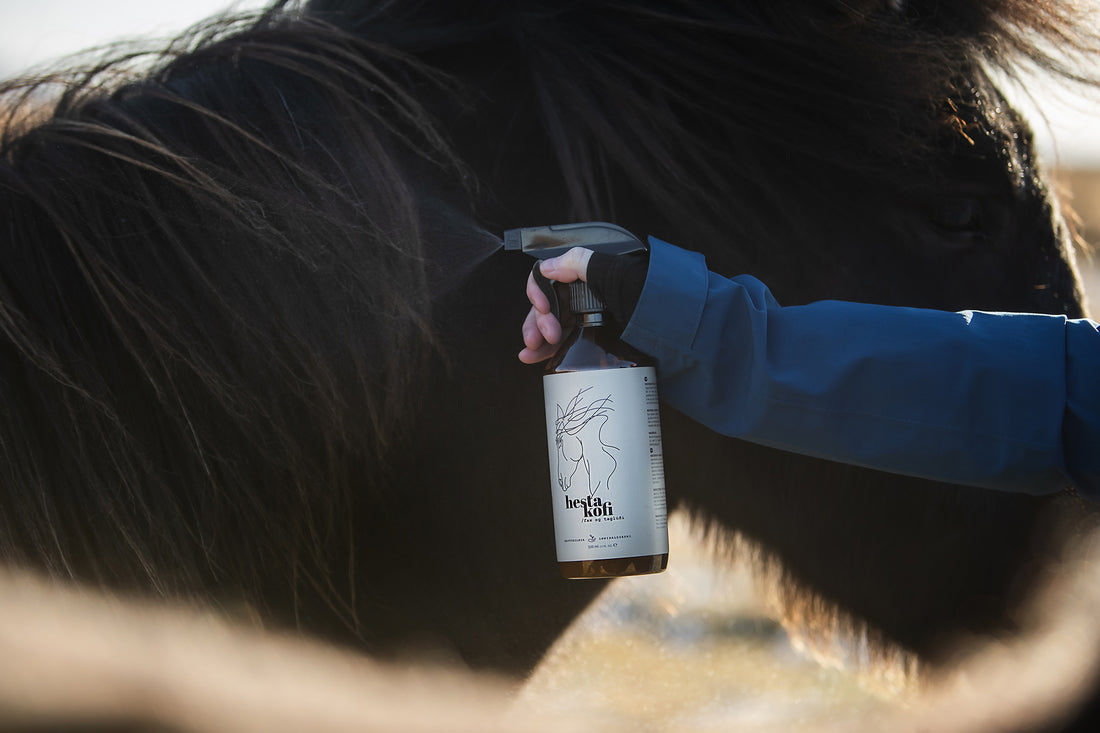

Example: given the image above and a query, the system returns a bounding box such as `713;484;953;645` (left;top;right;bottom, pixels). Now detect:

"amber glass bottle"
543;280;668;579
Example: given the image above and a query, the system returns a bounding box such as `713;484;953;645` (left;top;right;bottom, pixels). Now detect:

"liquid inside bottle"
544;307;669;579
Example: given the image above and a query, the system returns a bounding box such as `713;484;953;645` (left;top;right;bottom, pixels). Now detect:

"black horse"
0;0;1094;684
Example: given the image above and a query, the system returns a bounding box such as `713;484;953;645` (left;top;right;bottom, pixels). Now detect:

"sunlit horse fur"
0;0;1098;717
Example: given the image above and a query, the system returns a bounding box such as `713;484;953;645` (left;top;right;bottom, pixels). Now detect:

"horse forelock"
316;0;1100;277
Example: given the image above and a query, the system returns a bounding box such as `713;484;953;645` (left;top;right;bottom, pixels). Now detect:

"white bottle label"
543;366;668;562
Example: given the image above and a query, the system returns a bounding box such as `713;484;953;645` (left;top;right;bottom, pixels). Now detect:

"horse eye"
928;196;984;235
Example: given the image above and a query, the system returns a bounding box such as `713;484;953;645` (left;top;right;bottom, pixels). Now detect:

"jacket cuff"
621;236;708;353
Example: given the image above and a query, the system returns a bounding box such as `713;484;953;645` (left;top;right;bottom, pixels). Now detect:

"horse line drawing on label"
554;386;620;496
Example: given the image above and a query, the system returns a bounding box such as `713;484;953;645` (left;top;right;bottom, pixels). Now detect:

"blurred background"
0;0;266;77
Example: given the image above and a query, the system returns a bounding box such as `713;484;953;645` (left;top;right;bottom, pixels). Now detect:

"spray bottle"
504;223;668;579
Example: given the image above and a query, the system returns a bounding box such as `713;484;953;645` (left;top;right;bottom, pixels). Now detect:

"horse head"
0;0;1095;683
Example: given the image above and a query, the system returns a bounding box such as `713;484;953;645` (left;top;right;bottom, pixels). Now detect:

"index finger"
526;268;551;314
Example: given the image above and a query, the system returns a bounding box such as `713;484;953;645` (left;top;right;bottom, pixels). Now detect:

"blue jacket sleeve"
621;238;1100;498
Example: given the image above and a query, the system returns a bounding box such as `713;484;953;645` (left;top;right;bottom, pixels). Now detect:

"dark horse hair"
0;0;1097;670
0;6;463;617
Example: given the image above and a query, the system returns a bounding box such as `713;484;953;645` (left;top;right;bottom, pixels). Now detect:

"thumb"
539;247;592;283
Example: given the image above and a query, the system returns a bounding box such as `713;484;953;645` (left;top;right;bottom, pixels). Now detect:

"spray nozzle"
504;222;646;321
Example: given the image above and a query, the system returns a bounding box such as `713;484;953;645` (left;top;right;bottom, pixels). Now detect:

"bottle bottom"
558;553;668;579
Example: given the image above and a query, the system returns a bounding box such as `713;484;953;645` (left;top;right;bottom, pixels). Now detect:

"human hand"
518;247;593;364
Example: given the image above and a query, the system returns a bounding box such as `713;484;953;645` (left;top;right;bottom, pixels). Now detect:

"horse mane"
0;4;477;619
0;0;1097;630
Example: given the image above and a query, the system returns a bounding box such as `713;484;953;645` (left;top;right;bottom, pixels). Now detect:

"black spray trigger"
508;222;645;325
532;262;562;320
